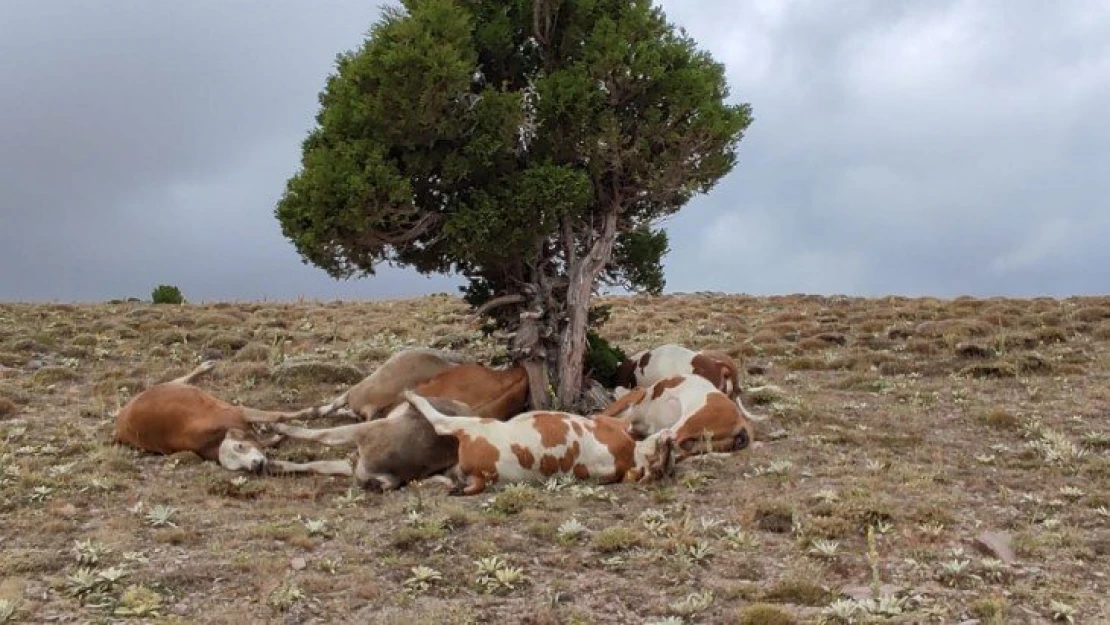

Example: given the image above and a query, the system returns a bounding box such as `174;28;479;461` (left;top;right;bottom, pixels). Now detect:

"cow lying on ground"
266;397;475;491
309;348;529;421
112;361;322;473
401;389;677;496
602;373;757;461
614;343;744;401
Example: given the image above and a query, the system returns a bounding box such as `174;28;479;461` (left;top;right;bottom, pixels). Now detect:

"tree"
276;0;753;409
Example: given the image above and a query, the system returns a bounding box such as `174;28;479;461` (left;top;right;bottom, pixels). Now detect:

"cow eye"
679;438;697;452
234;443;246;452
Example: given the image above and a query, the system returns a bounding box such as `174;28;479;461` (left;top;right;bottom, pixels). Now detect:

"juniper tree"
276;0;753;409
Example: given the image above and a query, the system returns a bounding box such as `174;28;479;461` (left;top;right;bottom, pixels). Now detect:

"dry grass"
0;293;1109;623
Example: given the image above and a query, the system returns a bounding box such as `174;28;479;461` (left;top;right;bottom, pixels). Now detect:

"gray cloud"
1;0;1107;302
660;0;1110;297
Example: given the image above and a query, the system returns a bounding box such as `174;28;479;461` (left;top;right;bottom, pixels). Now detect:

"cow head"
218;428;268;474
629;430;677;483
669;393;755;461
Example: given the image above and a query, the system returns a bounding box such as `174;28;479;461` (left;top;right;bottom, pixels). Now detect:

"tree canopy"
276;0;753;408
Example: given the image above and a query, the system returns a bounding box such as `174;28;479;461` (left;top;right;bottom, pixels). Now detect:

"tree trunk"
555;209;620;408
513;309;552;410
556;266;592;408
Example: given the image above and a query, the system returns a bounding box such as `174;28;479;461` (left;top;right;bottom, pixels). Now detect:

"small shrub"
980;408;1020;430
592;526;643;553
584;329;627;389
151;284;185;305
232;342;272;362
484;484;539;516
391;520;446;550
960;362;1017;379
272;361;364;385
0;397;17;418
735;603;798;625
204;333;249;355
955;343;995;359
31;366;81;386
762;577;833;606
753;502;795;533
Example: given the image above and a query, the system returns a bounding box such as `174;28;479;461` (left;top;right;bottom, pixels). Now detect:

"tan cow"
266;397;476;491
400;389;677;496
309;348;529;421
112;361;320;473
602;373;756;462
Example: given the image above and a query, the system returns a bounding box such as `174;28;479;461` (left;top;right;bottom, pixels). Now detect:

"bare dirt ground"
1;293;1108;624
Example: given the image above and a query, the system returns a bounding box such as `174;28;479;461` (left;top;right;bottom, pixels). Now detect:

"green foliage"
275;0;753;402
585;329;626;388
150;285;184;305
277;0;750;280
605;227;670;295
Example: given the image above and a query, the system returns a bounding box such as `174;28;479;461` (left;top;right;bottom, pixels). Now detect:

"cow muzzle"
733;429;751;451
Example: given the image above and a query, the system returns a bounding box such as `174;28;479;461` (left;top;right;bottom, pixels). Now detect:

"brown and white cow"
266;396;477;491
602;373;756;461
614;343;743;401
401;389;677;496
310;348;529;422
112;361;320;473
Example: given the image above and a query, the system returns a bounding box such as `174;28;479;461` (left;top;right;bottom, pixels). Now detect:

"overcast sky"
2;0;1107;302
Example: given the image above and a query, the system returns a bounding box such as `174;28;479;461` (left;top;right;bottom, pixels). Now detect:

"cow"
601;373;756;462
307;348;529;422
111;361;322;473
399;389;678;496
265;397;477;491
614;343;744;401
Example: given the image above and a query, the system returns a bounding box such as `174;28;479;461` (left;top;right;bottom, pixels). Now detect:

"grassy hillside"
1;293;1108;624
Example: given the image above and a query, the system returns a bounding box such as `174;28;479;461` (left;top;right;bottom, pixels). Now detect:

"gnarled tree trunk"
555;209;619;408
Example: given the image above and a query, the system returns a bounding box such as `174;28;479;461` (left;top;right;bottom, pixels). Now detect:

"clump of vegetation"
205;475;266;500
474;556;529;595
272;360;364;385
592;526;643;553
483;484;539;516
980;408;1020;430
753;501;796;533
31;366;81;386
761;576;832;606
584;327;627;389
151;284;185;305
391;518;446;551
113;584;163;618
735;603;798;625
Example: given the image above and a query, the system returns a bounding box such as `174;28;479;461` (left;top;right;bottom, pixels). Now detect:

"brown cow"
602;373;756;462
614;343;744;401
307;348;528;421
112;361;320;473
400;389;678;496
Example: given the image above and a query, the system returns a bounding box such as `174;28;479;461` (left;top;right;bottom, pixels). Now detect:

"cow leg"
239;404;334;424
265;459;353;477
270;422;365;447
257;433;285;448
454;474;487;496
170;360;217;385
361;473;402;492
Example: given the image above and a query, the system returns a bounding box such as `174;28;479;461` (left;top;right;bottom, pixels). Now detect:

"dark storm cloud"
1;0;1107;301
